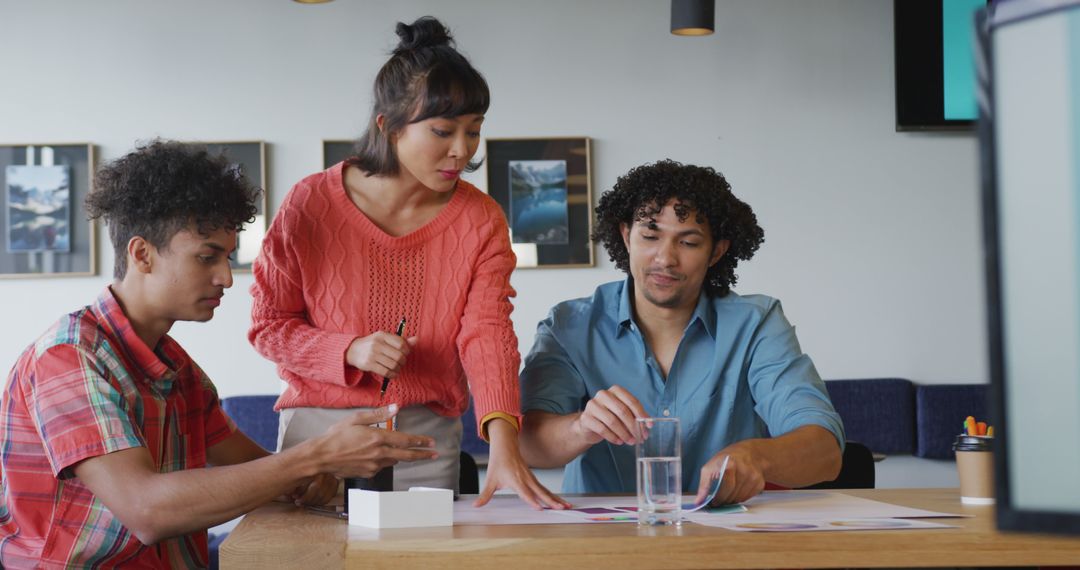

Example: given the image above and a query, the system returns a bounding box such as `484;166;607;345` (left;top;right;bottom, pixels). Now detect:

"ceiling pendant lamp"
671;0;715;36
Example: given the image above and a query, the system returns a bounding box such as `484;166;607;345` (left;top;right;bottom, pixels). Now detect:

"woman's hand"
345;333;418;377
474;418;571;510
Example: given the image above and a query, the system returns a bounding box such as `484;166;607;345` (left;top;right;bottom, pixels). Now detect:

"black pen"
378;316;407;400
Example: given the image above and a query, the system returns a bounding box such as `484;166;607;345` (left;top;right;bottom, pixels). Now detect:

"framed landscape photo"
183;141;267;272
0;143;95;278
322;139;353;170
485;137;593;268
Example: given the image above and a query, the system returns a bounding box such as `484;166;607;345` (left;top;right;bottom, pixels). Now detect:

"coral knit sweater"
249;162;521;428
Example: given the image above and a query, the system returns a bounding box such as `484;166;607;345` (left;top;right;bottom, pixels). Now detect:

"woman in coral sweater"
249;16;566;509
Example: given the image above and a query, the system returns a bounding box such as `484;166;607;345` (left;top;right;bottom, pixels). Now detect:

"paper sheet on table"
548;501;747;523
454;495;744;525
684;490;966;528
710;517;957;532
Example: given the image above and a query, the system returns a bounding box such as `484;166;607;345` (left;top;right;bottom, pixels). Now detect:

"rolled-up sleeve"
746;301;845;449
520;315;587;416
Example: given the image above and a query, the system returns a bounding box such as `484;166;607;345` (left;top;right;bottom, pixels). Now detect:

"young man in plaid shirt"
0;140;437;568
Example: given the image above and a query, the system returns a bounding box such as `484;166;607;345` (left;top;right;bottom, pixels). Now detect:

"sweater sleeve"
248;195;364;387
457;206;522;431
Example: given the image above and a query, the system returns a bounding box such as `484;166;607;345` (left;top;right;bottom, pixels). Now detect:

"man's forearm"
76;437;328;545
142;448;320;540
207;430;273;467
749;425;842;488
519;410;593;468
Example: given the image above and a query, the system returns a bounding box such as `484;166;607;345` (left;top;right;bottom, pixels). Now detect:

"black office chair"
802;441;875;490
459;451;480;495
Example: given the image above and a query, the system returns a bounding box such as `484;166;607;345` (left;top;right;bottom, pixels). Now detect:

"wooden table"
220;488;1080;569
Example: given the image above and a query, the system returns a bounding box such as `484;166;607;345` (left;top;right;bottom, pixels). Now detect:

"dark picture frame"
322;139;353;170
183;141;268;272
485;137;593;268
0;143;96;278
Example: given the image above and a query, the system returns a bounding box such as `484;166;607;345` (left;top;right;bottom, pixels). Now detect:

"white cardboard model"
347;486;454;529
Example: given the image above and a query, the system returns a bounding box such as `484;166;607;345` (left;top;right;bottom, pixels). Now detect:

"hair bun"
394;16;453;54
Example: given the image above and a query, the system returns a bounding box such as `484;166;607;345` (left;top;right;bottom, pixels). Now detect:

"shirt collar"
614;277;717;339
690;286;717;339
91;286;176;382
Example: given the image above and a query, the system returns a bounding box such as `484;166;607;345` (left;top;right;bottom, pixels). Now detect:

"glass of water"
635;417;681;526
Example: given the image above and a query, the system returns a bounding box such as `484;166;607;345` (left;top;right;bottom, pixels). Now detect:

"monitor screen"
980;0;1080;535
895;0;987;130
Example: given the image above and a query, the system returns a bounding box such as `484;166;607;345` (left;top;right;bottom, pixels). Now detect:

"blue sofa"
824;379;988;459
823;378;916;455
220;395;279;451
914;383;989;459
217;381;989;465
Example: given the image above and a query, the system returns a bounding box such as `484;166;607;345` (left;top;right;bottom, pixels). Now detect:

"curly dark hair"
87;139;260;279
592;159;764;297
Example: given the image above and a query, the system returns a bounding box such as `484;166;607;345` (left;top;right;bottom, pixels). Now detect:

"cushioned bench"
220;381;988;463
824;378;916;455
915;384;989;459
823;379;989;461
220;395;280;451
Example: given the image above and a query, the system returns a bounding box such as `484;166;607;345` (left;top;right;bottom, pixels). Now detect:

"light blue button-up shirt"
520;279;845;494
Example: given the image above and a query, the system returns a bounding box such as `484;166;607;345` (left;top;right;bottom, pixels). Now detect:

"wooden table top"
220;488;1080;569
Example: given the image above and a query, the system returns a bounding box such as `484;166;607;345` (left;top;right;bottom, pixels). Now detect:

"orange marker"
965;416;977;436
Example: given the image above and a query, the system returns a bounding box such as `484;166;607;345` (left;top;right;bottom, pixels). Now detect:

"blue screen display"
942;0;986;120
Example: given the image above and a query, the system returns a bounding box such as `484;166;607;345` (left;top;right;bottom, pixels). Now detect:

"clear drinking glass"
635;417;681;526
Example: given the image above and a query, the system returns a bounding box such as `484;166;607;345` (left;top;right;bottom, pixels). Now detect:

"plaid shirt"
0;287;236;569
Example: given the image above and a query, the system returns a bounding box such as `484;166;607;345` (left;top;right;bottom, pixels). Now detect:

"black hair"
87;139;260;279
347;16;490;176
592;159;764;297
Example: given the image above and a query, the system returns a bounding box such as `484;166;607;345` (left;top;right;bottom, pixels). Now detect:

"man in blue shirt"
519;160;844;505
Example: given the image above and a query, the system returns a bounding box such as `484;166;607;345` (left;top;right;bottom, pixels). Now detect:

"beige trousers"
278;405;463;492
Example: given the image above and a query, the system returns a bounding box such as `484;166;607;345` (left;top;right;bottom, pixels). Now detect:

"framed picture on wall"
322;139;353;170
485;137;593;268
182;141;267;272
0;143;96;279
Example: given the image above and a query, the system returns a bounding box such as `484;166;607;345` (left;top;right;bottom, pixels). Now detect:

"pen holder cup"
344;466;394;514
953;435;994;505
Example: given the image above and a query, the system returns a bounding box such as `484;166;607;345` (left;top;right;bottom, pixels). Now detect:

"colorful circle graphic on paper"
829;519;912;528
736;522;818;530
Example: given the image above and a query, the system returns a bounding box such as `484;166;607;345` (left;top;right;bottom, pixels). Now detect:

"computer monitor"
894;0;988;130
979;0;1080;535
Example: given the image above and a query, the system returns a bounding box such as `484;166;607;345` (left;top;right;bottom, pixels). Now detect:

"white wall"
1;0;981;486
